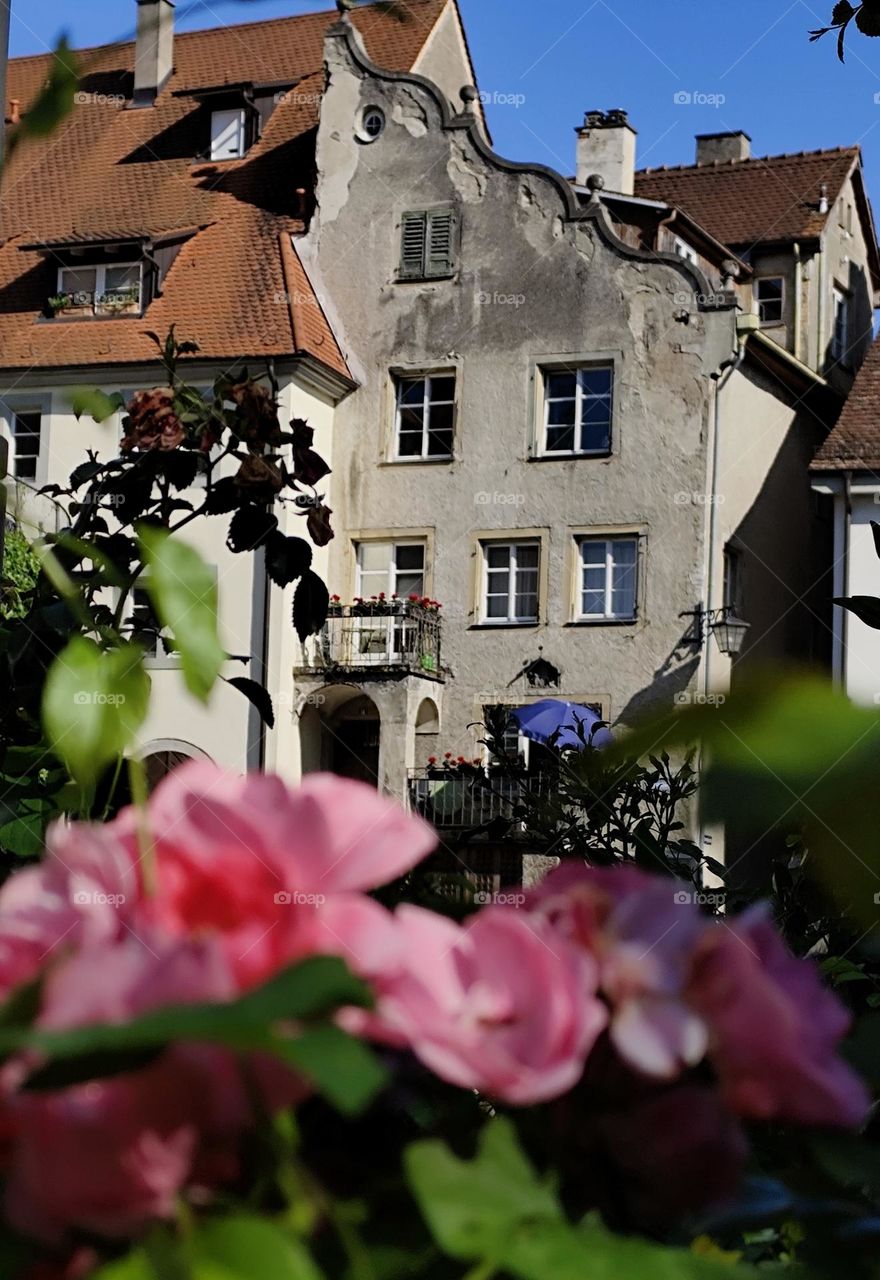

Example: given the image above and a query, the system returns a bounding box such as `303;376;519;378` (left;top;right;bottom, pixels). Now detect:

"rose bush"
0;764;868;1268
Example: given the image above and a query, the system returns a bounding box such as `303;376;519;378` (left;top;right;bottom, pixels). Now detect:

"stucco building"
0;0;877;829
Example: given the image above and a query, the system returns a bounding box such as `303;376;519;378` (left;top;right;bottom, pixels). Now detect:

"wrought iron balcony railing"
408;769;551;833
297;600;443;678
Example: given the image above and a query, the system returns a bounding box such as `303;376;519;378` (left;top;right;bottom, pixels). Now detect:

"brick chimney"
695;131;751;166
575;109;636;195
133;0;175;107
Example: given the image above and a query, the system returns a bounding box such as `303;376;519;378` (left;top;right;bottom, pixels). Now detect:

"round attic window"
358;106;385;142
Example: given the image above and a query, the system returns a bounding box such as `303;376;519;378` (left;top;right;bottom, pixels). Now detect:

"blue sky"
9;0;880;207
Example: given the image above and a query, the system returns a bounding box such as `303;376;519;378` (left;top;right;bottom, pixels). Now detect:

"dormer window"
210;107;247;161
52;262;143;317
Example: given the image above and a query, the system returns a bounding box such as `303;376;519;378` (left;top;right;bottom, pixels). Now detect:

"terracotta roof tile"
634;148;859;249
813;332;880;471
0;0;447;373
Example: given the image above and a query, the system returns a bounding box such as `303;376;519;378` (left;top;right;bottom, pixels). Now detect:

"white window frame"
7;407;43;484
57;262;142;314
576;536;639;622
673;236;699;265
210;107;247;160
392;372;456;461
755;276;784;326
479;540;540;625
353;539;428;665
831;286;850;362
539;365;614;457
355;539;427;600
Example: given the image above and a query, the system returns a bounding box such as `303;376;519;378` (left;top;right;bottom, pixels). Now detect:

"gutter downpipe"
703;336;746;702
793;241;802;364
698;334;746;867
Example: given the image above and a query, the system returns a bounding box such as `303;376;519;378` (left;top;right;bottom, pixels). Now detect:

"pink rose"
361;904;607;1104
688;905;870;1128
529;865;709;1079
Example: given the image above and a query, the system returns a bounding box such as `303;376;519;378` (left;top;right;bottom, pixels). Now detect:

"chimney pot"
133;0;175;107
575;108;636;195
695;131;751;166
7;99;19;125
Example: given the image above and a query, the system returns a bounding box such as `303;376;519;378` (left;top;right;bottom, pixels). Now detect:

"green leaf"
0;796;56;858
13;38;78;142
504;1218;757;1280
0;957;386;1115
42;636;150;787
188;1215;325;1280
614;674;880;925
405;1118;561;1262
139;526;225;702
68;387;125;423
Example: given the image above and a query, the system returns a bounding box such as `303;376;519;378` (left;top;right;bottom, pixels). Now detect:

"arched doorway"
139;739;213;793
298;686;381;787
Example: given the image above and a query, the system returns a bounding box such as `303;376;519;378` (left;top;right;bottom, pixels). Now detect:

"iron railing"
407;770;552;831
298;601;443;677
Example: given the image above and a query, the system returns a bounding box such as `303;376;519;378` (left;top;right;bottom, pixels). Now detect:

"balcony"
47;286;142;319
408;769;551;834
297;599;443;679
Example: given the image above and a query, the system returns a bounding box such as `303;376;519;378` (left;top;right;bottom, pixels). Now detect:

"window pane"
547;399;576;426
516;543;539;570
396;545;425;572
486;545;510;571
486;593;509;619
546;425;576;451
211;108;245;160
580;396;612;452
579;367;613;397
426;402;453;456
60;267;97;298
610;541;638;617
429;376;456;402
546;372;576;400
359;542;391;574
514;587;538;619
581;588;605;616
105;264;140;291
398;378;425;407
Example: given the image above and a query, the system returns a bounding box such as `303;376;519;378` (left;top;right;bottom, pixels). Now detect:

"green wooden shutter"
400;212;427;279
426;209;455;277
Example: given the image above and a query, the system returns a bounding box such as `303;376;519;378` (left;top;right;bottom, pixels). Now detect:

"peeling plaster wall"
305;25;737;776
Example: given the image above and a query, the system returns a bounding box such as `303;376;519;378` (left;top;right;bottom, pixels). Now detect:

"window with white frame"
9;410;42;482
57;262;142;314
755;276;784;325
541;366;613;456
394;373;456;459
577;536;639;621
673;236;699;265
481;540;540;624
723;545;742;615
210;107;247;160
832;286;850;362
128;586;180;661
356;540;426;601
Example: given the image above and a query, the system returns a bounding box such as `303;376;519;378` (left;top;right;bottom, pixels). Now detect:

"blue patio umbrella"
509;699;612;751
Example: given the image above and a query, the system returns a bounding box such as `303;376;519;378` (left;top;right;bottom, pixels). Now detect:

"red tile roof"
813;331;880;471
634;148;860;249
0;0;449;374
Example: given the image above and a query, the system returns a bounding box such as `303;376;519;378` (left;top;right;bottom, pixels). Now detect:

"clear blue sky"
9;0;880;208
